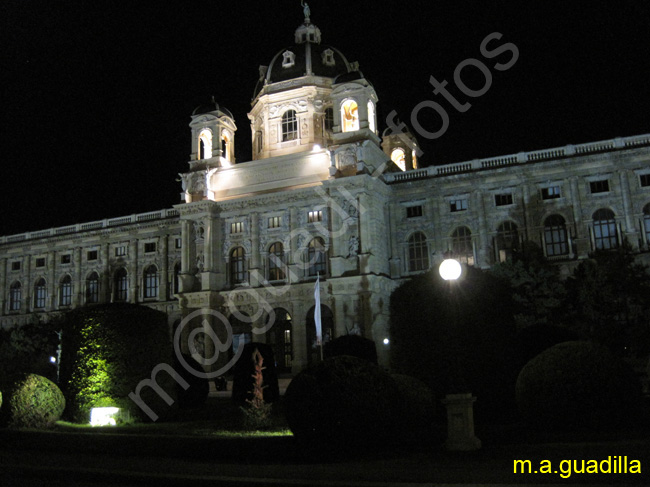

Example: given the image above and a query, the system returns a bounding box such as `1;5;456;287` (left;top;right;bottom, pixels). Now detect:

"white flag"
314;273;322;345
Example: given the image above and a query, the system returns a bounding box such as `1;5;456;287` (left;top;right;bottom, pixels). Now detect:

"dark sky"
2;1;649;236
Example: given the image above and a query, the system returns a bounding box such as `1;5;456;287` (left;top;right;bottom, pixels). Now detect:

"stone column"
74;247;82;308
101;243;110;304
129;239;138;303
47;252;56;309
569;177;586;257
474;190;488;267
0;258;6;314
620;170;639;248
250;213;261;286
160;235;169;300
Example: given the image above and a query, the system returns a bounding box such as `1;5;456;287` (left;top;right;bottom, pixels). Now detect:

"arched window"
86;272;99;304
496;221;519;262
143;265;159;299
408;231;429;272
230;247;247;285
34;278;47;309
282;110;298;141
221;130;231;161
307;237;327;276
593;208;618;250
341;99;359;132
229;311;252;360
268;242;285;281
198;129;212;160
173;262;181;295
265;308;293;372
114;268;128;302
9;281;21;311
59;275;72;307
391;148;406;171
368;100;376;133
544;215;569;257
255;131;263;154
451;226;474;265
324;107;334;132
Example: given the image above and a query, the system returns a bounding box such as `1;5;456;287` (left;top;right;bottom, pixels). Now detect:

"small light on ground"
90;407;120;426
383;338;390;345
49;356;56;363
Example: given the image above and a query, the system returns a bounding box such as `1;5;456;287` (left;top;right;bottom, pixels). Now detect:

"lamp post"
439;258;481;451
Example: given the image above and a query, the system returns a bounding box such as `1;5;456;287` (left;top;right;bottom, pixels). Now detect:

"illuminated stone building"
2;13;650;373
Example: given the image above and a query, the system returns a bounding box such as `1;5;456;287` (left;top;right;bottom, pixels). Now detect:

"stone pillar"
101;243;110;304
250;213;261;286
442;393;482;451
569;177;586;257
24;254;32;312
47;252;56;309
74;247;82;308
620;170;639;248
129;239;138;303
160;235;169;300
0;258;6;314
474;191;488;267
358;192;371;273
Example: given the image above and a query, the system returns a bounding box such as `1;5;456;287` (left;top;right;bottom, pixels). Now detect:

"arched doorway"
265;308;293;373
306;305;334;364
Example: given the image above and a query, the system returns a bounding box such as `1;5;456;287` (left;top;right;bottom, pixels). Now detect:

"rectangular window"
144;242;157;253
35;258;46;268
268;216;282;229
590;179;610;194
640;174;650;188
175;237;182;249
308;210;323;223
87;250;98;261
115;246;127;257
406;205;423;218
60;254;71;265
230;221;244;234
450;199;468;212
541;186;561;200
495;193;514;207
11;261;21;271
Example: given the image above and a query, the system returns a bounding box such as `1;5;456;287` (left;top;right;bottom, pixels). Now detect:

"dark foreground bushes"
285;356;435;456
516;341;643;431
1;374;65;428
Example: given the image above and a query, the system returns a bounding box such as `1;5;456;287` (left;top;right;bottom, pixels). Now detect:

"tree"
564;242;650;356
489;241;566;330
389;266;518;421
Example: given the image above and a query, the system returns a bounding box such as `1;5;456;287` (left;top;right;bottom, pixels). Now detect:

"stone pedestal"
442;393;481;451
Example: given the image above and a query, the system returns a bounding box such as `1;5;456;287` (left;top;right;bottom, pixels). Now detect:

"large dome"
253;22;354;99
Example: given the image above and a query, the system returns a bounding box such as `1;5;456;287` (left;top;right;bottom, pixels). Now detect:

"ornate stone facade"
2;16;650;374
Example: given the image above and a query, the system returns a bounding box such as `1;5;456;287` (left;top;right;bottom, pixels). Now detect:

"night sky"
2;1;649;236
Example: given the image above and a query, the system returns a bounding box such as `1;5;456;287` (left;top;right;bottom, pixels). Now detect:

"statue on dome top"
301;1;311;23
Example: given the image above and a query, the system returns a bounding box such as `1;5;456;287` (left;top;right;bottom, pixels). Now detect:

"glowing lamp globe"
439;259;462;281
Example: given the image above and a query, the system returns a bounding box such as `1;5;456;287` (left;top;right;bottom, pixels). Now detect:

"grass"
51;396;292;438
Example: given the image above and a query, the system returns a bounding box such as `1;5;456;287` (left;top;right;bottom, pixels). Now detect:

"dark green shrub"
284;355;399;454
391;374;436;436
513;324;580;369
231;343;279;405
174;353;209;409
59;303;176;423
516;341;642;431
0;321;59;386
6;374;65;428
324;334;378;364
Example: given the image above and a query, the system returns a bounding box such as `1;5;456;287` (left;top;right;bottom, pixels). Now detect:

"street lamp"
439;258;462;281
438;258;481;451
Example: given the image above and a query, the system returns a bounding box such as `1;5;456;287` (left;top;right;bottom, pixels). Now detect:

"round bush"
516;341;642;431
323;335;378;364
392;374;436;434
284;355;399;453
7;374;65;428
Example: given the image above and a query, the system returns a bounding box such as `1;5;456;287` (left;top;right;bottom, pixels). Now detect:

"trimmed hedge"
5;374;65;428
392;374;436;435
59;303;176;423
231;342;279;405
323;335;378;364
516;341;642;431
284;355;399;454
